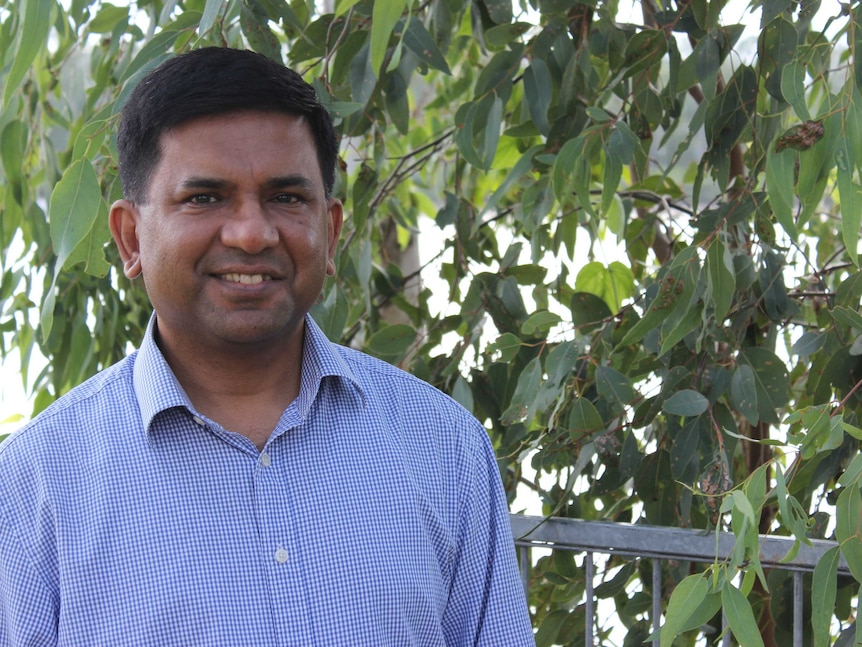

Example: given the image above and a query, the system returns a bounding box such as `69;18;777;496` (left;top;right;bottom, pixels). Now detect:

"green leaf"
4;0;53;108
484;145;540;215
481;0;512;24
241;0;282;63
722;584;765;647
485;22;532;48
706;237;735;323
830;306;862;332
623;30;667;79
199;0;228;35
842;422;862;442
775;464;812;546
523;60;551;136
738;348;790;425
766;144;798;240
812;546;841;647
596;366;635;410
791;331;824;358
483;95;503;168
383;66;410;135
607;121;639;164
841;455;862;490
552;130;600;216
120;29;186;84
587;107;611;122
836;485;862;582
455;95;503;170
694;30;720;100
365;323;416;358
335;0;363;17
568;397;604;436
670;419;699;479
836;137;861;267
64;203;110;277
621;246;699;346
569;292;613;333
49;159;104;279
500;357;542;425
657;574;710;647
371;0;408;76
1;120;27;185
328;102;364;120
729;489;757;526
490;333;522;363
475;47;521;98
450;375;473;411
659;303;702;357
602;123;637;217
780;59;810;120
796;114;837;227
403;18;451;75
310;283;349;340
731;363;759;424
534;609;569;647
601;148;622;217
663;389;709;417
520;310;561;337
847;86;862;176
87;3;129;33
574;261;634;314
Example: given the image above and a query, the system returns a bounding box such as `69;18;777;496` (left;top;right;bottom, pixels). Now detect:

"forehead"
153;111;322;182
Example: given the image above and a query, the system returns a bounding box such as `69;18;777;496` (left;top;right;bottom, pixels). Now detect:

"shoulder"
334;344;480;430
0;354;137;463
326;344;493;495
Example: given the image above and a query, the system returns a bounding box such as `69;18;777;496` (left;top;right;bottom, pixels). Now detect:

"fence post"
519;545;530;600
652;559;661;647
585;551;594;647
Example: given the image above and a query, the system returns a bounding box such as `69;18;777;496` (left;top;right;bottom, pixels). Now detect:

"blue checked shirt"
0;315;534;646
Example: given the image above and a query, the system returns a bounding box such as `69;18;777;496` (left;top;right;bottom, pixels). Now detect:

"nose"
221;197;279;254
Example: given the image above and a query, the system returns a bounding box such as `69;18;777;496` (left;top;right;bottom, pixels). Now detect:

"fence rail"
510;514;850;646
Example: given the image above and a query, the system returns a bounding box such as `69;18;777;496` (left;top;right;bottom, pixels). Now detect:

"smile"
218;273;273;285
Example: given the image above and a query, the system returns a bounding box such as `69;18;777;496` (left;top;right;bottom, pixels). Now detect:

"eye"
272;193;306;205
188;194;219;205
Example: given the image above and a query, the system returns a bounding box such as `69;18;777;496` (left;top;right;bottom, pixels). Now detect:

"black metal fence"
511;515;852;646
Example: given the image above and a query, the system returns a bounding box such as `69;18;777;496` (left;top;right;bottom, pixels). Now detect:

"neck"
155;321;305;450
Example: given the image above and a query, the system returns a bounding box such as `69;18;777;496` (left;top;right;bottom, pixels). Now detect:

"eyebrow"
178;175;318;192
265;175;317;191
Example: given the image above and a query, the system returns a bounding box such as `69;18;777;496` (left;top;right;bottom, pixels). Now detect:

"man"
0;48;534;645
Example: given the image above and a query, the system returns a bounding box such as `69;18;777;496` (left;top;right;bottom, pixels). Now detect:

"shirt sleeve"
442;420;535;646
0;497;59;646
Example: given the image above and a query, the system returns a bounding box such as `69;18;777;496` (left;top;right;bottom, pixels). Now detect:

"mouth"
217;272;273;285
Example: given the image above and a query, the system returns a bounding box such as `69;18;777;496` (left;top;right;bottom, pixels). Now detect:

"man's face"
110;111;343;353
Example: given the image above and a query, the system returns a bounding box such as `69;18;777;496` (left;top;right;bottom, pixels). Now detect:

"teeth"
220;273;270;284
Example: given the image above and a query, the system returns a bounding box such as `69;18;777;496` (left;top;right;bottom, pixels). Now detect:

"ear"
109;199;144;279
325;198;344;277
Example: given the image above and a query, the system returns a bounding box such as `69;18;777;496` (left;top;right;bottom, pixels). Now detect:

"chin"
211;316;304;347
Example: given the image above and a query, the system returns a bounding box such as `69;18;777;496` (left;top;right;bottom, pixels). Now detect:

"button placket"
254;449;290;566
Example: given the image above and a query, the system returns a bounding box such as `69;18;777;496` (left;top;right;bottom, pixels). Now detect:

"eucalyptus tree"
2;0;861;643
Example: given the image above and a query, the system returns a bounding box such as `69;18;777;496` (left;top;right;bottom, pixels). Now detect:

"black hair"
117;48;338;202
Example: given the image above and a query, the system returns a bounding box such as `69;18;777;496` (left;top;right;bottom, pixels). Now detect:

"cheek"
136;230;187;281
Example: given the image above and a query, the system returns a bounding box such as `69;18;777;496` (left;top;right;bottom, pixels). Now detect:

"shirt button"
192;416;206;427
260;452;271;467
275;548;288;563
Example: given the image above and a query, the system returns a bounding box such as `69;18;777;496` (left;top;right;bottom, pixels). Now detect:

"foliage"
2;0;862;643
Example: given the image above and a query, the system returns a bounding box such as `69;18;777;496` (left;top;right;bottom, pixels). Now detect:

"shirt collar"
132;313;366;437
